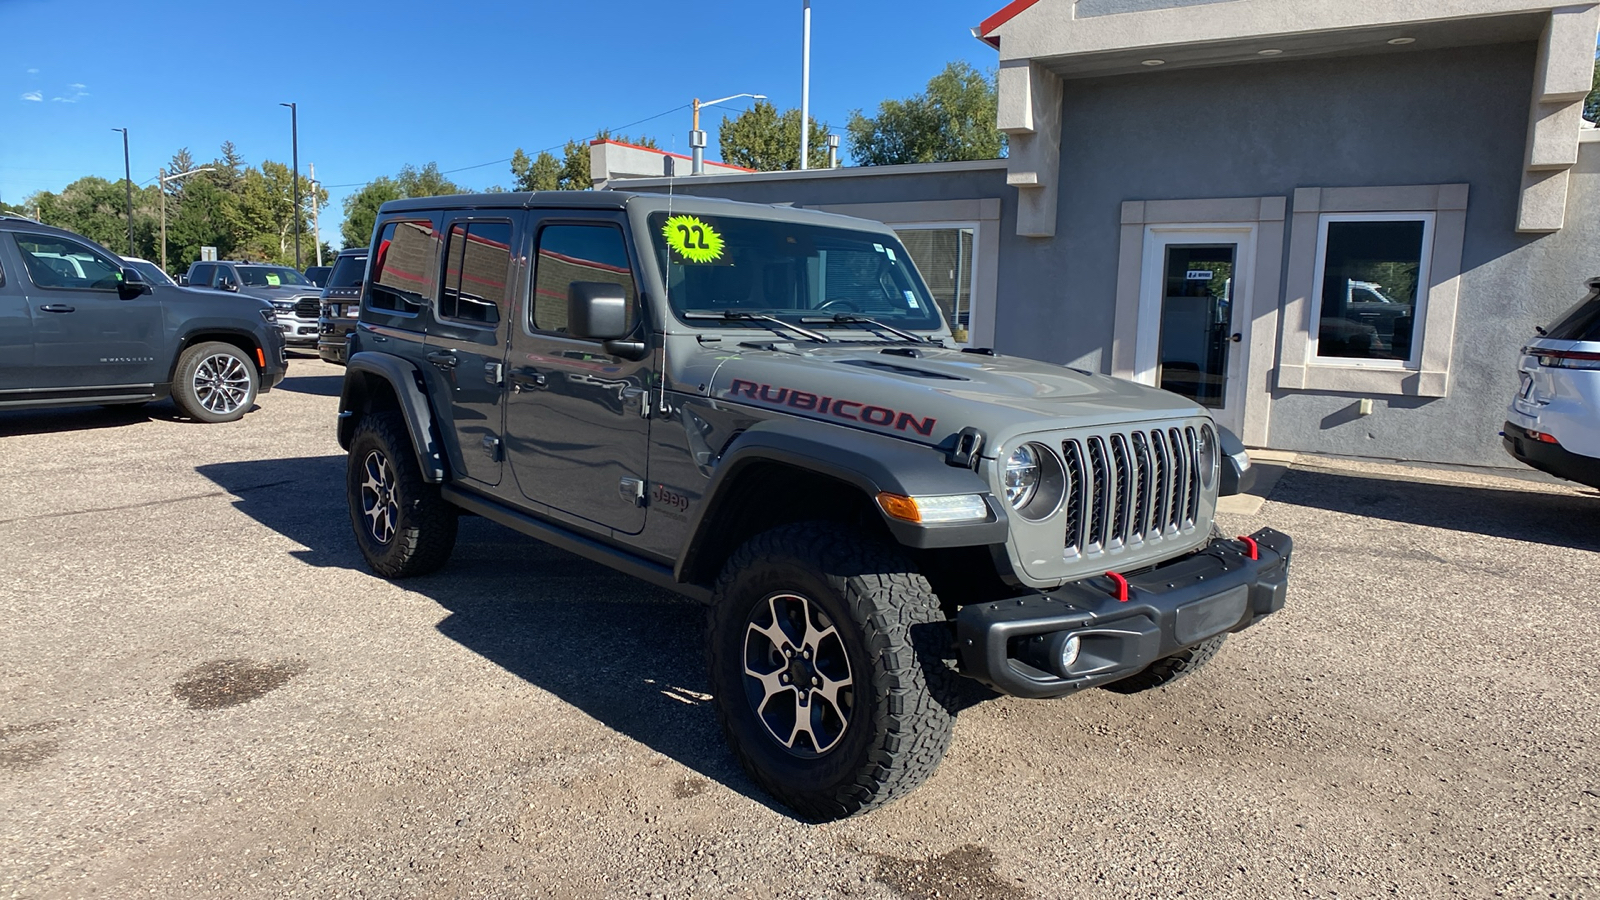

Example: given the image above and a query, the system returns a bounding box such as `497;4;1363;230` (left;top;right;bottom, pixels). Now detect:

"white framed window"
1307;212;1435;369
890;221;979;344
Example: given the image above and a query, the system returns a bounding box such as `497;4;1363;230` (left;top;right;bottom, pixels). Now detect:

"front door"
1135;228;1253;435
420;213;518;488
9;231;165;391
504;215;652;535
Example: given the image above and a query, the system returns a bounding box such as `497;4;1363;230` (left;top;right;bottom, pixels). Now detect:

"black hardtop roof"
333;247;367;257
374;190;894;233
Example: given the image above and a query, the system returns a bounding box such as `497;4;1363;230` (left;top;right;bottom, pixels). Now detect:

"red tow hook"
1104;570;1130;603
1237;535;1260;561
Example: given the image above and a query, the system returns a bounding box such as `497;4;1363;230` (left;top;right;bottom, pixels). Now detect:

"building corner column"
1516;3;1599;232
998;61;1064;238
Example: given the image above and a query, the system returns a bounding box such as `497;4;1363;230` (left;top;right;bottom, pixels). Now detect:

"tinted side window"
213;266;235;288
13;233;122;290
369;219;440;315
189;263;215;286
532;224;636;334
1546;285;1600;342
440;221;510;325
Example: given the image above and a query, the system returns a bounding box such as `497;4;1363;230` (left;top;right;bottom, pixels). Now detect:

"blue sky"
0;0;1002;248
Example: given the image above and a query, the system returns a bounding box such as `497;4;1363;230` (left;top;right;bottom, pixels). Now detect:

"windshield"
647;212;945;333
325;254;367;289
125;260;176;286
237;265;309;287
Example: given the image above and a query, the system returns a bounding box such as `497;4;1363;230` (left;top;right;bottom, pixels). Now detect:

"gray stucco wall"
1076;0;1238;17
1045;41;1592;466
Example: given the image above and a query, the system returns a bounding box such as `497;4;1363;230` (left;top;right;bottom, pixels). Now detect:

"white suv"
1503;276;1600;489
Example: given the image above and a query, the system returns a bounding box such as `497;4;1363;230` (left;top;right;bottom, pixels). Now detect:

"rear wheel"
345;411;457;578
171;341;257;423
707;522;954;820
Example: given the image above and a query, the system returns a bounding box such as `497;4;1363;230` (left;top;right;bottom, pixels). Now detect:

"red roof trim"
978;0;1043;46
588;138;758;173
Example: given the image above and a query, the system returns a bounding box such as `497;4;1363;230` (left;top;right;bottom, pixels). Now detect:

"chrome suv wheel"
171;341;258;423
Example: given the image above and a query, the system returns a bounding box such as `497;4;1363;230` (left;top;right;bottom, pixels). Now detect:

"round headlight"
1198;424;1219;488
1004;445;1041;509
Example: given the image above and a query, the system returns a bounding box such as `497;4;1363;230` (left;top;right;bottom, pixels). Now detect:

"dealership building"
601;0;1600;466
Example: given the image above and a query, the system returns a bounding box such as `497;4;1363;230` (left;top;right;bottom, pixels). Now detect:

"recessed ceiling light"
1258;49;1283;56
1388;37;1415;45
1141;59;1166;66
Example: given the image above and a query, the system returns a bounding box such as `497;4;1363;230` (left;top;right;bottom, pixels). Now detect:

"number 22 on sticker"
662;214;725;264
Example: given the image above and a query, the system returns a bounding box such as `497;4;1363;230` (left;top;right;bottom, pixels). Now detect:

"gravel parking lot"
3;356;1598;899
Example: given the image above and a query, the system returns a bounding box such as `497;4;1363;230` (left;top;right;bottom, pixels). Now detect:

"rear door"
9;231;165;391
504;213;653;534
421;213;519;488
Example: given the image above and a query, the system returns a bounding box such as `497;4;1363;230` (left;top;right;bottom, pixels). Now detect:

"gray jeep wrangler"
336;191;1292;820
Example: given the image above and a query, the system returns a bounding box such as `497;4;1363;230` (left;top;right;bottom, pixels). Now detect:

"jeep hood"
704;343;1206;452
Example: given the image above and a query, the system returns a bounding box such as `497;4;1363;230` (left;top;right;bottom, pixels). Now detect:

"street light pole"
158;165;215;274
112;128;132;254
280;102;300;269
691;92;766;175
309;163;322;267
799;0;812;170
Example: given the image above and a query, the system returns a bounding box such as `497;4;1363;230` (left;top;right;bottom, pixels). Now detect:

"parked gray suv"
335;192;1292;820
0;216;287;421
183;260;322;347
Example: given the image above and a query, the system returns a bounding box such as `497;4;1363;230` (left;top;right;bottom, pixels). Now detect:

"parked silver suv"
1504;276;1600;489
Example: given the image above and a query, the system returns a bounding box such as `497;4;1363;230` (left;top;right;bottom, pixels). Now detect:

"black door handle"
39;304;75;313
425;350;457;369
1230;332;1243;343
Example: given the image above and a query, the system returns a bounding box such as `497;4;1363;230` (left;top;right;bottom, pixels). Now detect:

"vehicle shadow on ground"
0;400;248;437
1271;465;1600;552
194;456;776;813
275;374;344;398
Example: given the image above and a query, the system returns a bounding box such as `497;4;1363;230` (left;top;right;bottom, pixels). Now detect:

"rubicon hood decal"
728;379;936;436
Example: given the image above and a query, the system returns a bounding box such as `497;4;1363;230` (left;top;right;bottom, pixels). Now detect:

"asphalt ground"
2;355;1598;899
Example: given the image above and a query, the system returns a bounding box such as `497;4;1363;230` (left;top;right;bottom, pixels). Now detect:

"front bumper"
957;528;1291;699
1502;422;1600;490
276;312;320;345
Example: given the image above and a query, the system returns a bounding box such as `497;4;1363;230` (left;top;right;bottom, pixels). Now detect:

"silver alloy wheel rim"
360;450;399;545
742;592;854;757
192;353;252;415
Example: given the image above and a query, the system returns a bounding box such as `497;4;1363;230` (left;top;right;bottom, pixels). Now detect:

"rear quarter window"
366;219;441;330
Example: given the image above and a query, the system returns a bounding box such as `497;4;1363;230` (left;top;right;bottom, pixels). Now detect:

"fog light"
1057;634;1081;672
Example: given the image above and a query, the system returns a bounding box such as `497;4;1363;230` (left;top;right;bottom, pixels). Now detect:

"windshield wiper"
799;313;937;343
682;311;831;343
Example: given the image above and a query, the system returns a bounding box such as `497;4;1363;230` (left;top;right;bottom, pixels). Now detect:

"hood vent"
835;359;967;381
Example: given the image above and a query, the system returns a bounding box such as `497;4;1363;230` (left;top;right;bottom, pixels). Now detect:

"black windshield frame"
647;212;947;334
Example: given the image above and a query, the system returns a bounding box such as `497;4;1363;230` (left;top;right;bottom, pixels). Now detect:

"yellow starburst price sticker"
661;215;725;264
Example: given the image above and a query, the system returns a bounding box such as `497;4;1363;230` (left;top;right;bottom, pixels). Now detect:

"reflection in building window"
440;221;510;325
370;220;440;314
533;225;636;334
1314;218;1430;363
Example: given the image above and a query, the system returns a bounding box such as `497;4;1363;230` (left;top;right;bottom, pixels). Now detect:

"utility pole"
280;102;301;268
112;128;133;254
799;0;812;170
309;163;321;266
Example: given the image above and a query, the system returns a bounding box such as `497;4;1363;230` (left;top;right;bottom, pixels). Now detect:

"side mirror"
567;281;630;341
177;274;189;286
118;267;152;299
1217;425;1256;496
219;279;238;292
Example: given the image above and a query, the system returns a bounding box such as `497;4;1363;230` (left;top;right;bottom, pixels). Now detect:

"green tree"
510;148;562;191
25;176;162;259
847;62;1006;166
339;163;463;248
718;101;828;171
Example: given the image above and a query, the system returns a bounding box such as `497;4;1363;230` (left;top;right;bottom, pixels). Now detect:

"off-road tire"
706;522;955;821
171;341;258;423
346;411;457;578
1102;634;1227;694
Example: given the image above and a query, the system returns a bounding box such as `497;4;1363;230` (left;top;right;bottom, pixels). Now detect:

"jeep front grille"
1062;425;1200;557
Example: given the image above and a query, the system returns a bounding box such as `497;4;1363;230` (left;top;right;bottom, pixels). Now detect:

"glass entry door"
1136;228;1253;435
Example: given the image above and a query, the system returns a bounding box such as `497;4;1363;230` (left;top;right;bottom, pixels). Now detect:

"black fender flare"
674;416;1008;584
338;351;447;482
167;324;267;379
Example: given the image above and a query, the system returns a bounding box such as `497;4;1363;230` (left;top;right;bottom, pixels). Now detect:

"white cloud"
26;67;39;74
20;91;41;101
69;83;84;89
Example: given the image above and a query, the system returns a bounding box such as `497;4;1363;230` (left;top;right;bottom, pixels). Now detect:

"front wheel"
707;522;955;820
345;411;457;578
171;341;258;423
